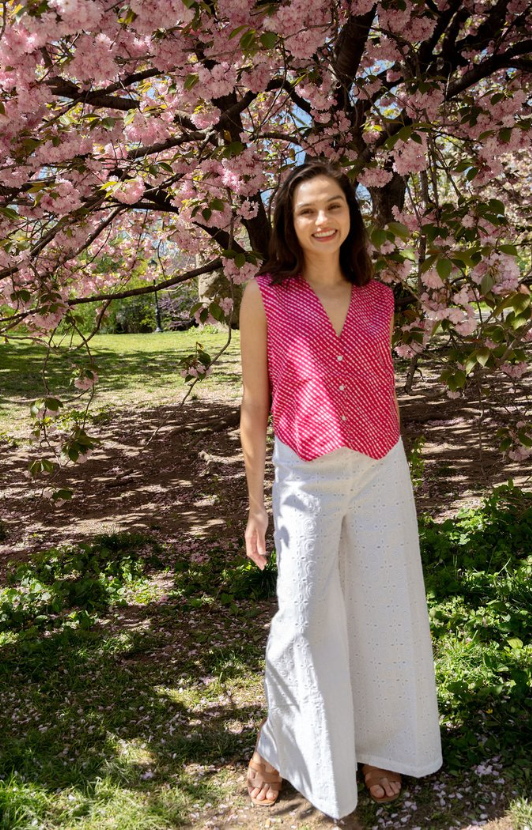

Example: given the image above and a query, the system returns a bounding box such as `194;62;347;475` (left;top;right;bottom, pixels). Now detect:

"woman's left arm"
390;314;401;427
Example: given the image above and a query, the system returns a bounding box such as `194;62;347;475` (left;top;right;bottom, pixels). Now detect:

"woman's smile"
292;175;350;258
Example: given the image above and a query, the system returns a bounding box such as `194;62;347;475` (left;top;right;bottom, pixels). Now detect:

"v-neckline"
300;276;355;340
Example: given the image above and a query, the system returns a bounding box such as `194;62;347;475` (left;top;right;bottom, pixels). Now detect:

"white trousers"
257;434;443;819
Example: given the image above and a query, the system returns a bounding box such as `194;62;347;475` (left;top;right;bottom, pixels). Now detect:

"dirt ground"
1;358;531;566
1;359;531;830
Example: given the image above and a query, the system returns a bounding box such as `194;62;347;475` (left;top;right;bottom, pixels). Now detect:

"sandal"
361;764;402;804
247;717;282;807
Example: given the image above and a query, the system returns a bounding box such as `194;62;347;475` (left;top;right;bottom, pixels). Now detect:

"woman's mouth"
312;230;337;241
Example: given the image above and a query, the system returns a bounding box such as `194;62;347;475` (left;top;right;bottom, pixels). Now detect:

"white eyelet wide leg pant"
256;435;443;820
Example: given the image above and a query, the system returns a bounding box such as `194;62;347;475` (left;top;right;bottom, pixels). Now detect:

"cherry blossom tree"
1;0;531;499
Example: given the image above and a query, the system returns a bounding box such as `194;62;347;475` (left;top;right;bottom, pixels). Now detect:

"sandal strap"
248;759;282;784
362;766;401;787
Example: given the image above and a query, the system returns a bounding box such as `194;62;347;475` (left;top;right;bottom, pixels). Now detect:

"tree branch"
68;258;223;305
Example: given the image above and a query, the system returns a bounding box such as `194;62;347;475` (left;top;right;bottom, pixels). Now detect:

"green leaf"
225;141;244;158
507;637;523;651
397;125;413;142
234;253;246;268
510;293;531;313
52;489;73;501
210;198;225;211
488;198;505;216
240;30;256;50
371;229;387;248
30;399;45;418
228;24;249;39
436;259;453;280
44;397;63;412
0;207;19;220
480;271;495;296
386;221;410;240
475;348;491;367
260;32;277;49
499;128;512;143
201;208;212;221
184;73;199;91
209;304;225;322
498;244;518;255
419;254;437;273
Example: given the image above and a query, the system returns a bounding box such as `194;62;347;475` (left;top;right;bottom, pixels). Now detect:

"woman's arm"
390;313;401;428
239;277;271;570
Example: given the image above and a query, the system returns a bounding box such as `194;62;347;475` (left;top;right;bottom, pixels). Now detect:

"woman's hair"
257;159;373;286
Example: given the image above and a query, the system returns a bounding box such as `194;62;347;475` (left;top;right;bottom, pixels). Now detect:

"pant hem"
256;741;359;821
357;754;443;778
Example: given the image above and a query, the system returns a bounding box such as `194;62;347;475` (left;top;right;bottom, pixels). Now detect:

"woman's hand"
245;507;269;570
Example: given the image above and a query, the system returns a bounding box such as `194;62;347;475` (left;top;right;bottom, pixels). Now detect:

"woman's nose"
315;210;329;225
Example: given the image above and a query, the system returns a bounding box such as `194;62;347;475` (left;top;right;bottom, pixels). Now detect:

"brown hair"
258;159;373;286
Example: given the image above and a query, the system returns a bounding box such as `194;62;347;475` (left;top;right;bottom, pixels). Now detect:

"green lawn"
1;328;531;829
0;328;242;430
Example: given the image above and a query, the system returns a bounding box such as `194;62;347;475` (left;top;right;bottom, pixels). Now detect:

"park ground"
0;328;531;830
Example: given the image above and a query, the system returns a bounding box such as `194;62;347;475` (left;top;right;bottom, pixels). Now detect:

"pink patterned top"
254;272;401;461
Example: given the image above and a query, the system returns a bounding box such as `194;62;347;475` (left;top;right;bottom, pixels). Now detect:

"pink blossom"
508;445;532;461
421;268;444;289
500;361;528;379
114;179;145;205
357;167;393;188
219;297;233;314
191;107;221;129
392;134;429;175
74;371;98;390
454;317;478;335
222;258;259;285
238;199;259;219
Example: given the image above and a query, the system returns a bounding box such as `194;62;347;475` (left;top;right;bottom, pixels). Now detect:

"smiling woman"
238;159;443;820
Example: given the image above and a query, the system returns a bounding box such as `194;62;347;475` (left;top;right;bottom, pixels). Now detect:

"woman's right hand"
245;507;269;570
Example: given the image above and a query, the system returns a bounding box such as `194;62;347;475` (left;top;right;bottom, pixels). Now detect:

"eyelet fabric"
256;435;443;820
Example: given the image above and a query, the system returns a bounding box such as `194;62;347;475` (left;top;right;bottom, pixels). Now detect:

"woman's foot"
361;764;402;803
247;752;282;805
247;718;282;806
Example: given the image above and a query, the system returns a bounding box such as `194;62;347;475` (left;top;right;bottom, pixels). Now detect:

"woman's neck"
302;255;347;287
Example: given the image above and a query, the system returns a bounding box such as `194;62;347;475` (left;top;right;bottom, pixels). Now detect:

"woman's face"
291;174;351;261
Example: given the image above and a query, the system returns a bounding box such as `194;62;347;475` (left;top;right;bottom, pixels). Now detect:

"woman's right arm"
239;277;270;570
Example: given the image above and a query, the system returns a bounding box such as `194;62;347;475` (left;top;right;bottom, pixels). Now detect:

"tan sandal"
361;764;402;804
247;717;282;807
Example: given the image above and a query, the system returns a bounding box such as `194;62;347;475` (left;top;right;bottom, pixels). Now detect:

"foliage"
172;548;278;614
0;1;531;493
0;533;164;640
406;433;426;491
0;491;531;827
419;482;532;769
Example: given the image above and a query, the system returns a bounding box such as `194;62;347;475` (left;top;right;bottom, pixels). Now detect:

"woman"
238;159;442;820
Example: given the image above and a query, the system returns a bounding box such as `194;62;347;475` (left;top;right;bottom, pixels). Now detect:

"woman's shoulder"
362;278;395;305
362;278;394;296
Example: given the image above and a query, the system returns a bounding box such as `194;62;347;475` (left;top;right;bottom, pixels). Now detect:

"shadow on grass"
0;334;242;420
1;488;532;828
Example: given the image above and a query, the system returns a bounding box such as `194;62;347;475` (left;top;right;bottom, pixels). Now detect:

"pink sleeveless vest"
254;272;400;461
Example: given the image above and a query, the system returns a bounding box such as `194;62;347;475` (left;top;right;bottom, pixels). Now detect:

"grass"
0;488;531;828
1;328;531;828
0;328;242;430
